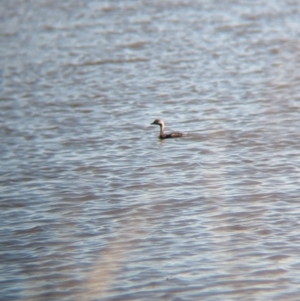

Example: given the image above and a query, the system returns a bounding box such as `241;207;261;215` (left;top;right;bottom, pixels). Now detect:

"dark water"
1;1;300;300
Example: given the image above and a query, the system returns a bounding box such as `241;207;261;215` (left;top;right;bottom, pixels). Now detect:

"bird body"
151;119;185;139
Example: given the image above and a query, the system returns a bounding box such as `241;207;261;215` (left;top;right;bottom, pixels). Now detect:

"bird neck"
159;124;164;135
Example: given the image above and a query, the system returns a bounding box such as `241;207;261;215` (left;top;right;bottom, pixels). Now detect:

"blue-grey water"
1;1;300;300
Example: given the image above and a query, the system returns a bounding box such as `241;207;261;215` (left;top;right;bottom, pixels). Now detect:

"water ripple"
1;0;300;300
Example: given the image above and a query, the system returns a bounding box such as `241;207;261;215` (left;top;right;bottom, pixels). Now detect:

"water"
1;0;300;300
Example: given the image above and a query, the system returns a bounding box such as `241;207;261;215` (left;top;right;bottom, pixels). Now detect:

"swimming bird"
151;119;185;139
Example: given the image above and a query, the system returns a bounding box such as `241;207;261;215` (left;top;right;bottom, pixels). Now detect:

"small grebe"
151;119;185;139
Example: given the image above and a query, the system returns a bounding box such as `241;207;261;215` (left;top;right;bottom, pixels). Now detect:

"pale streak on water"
1;0;300;300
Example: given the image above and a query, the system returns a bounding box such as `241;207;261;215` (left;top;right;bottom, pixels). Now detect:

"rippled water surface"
1;0;300;300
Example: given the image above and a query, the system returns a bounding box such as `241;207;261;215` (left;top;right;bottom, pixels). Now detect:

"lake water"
1;0;300;300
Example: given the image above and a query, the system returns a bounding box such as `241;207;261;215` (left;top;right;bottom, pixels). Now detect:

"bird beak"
151;121;155;125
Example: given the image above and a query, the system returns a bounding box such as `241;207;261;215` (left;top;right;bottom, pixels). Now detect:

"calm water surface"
1;0;300;300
